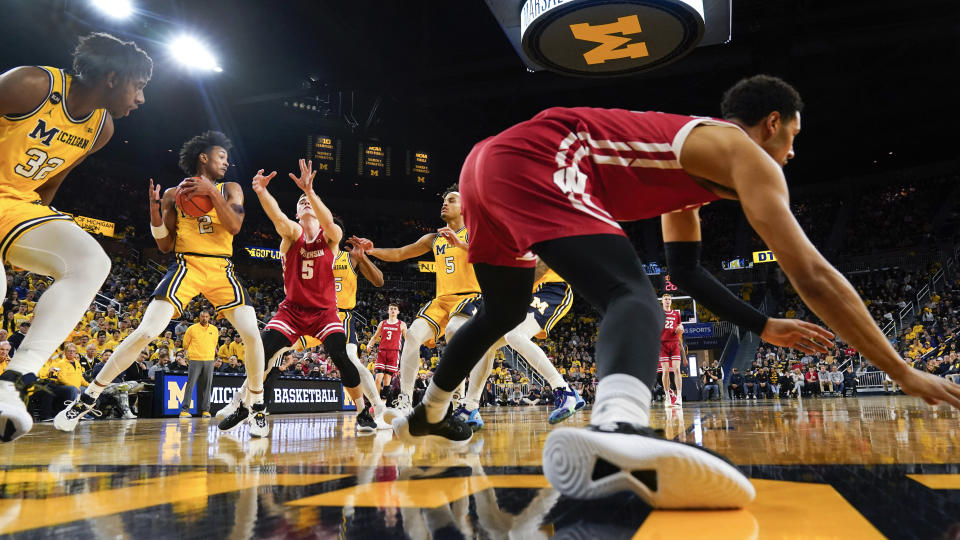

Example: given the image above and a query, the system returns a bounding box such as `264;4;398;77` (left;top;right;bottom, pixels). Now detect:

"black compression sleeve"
664;241;769;335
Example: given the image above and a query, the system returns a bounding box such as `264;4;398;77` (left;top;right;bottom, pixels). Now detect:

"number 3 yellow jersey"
0;67;107;201
332;250;357;310
175;183;234;257
432;227;479;297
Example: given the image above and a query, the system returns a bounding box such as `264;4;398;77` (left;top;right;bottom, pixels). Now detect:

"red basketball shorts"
659;340;682;371
375;349;400;374
264;301;345;345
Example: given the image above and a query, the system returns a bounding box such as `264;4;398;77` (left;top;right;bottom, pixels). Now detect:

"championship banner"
418;261;436;273
752;250;777;263
244;246;282;260
63;213;115;237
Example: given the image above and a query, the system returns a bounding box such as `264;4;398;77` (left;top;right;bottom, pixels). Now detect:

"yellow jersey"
332;250;357;310
431;227;479;297
0;67;108;201
174;183;233;257
533;267;565;290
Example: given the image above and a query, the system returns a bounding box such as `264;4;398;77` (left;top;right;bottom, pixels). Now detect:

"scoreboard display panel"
358;142;391;177
307;135;342;173
406;150;430;184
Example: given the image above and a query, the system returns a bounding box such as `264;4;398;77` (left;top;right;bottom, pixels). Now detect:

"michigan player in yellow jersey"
55;131;267;436
0;33;152;442
455;258;584;429
359;184;491;410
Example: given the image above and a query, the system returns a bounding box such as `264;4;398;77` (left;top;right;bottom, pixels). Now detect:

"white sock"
423;383;453;424
590;374;651;428
223;306;264;393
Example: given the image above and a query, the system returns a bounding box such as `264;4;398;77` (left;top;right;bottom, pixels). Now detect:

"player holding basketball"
55;131;267;435
394;75;960;509
454;258;583;429
659;294;685;407
366;303;407;394
0;33;152;442
217;159;372;433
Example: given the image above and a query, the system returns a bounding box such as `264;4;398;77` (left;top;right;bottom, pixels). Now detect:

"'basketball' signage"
520;0;705;77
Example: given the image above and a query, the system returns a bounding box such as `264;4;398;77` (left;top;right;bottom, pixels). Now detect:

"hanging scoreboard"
358;142;391;178
406;150;430;184
307;135;342;173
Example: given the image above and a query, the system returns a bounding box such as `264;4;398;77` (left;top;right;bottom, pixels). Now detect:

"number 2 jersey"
280;230;338;310
661;309;683;343
175;182;233;257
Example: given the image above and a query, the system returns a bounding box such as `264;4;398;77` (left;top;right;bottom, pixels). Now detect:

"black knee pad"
323;333;361;388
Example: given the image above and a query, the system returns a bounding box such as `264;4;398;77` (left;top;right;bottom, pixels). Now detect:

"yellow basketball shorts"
0;197;75;263
417;293;481;343
152;253;251;318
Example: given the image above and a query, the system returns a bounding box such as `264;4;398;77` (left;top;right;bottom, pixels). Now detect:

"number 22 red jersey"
379;319;403;351
661;310;683;343
279;230;337;310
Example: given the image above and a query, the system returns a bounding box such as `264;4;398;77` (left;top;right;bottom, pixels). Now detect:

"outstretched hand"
288;159;317;193
349;236;374;251
148;179;162;210
252;169;277;194
760;318;835;355
896;368;960;409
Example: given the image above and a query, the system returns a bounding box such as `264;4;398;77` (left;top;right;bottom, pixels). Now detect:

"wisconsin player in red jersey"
658;294;685;408
219;159;372;433
396;75;960;510
365;303;407;393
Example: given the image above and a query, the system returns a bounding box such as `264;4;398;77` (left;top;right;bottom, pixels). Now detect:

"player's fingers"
288;172;299;182
265;171;277;180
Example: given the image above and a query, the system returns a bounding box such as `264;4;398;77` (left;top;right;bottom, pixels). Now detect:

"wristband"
664;241;769;335
151;223;169;239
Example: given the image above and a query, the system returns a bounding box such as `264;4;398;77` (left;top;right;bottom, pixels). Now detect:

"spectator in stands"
0;341;10;373
702;361;721;400
728;368;744;399
80;344;99;376
37;343;86;420
788;368;805;398
818;364;833;395
149;353;171;380
174;320;189;339
829;365;845;396
804;366;820;397
9;321;29;352
743;368;757;399
843;365;858;395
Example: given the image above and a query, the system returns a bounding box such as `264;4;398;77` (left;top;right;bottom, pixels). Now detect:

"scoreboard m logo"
569;15;649;65
28;119;60;147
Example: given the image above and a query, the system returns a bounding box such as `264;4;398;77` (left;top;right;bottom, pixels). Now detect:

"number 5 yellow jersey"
332;250;358;310
174;183;234;257
432;227;479;297
0;67;108;201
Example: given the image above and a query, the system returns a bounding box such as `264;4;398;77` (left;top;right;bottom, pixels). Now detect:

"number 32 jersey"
280;230;338;310
0;66;107;202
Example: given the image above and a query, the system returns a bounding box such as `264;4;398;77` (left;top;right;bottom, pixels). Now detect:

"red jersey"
279;231;337;310
379;319;403;351
661;310;683;343
494;107;729;221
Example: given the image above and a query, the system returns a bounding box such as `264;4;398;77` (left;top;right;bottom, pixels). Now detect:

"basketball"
175;178;214;217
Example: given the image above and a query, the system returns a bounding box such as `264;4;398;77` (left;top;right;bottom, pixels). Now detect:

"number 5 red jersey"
279;230;338;310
